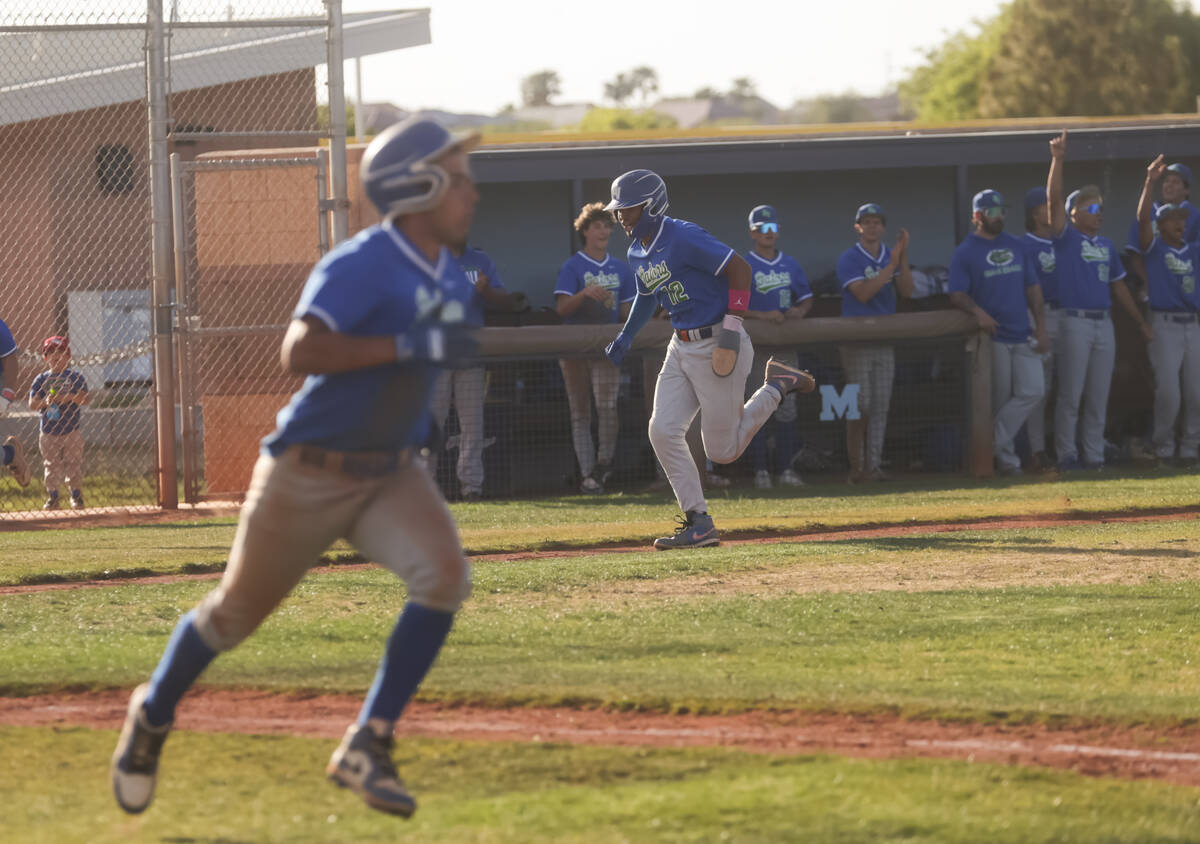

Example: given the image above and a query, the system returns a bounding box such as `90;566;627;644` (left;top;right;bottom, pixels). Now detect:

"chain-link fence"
0;0;342;518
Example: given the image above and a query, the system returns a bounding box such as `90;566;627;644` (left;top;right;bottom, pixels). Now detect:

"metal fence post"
325;0;349;245
147;0;178;508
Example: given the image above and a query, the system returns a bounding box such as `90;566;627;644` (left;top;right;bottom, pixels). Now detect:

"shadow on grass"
811;534;1197;558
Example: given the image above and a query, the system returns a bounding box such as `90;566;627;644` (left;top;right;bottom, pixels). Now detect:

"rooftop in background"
0;8;430;126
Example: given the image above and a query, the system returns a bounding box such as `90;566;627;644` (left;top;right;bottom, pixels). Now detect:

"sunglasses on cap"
754;222;778;234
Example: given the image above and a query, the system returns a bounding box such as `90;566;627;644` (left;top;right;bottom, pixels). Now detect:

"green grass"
5;557;1200;724
1;470;1197;585
6;726;1200;843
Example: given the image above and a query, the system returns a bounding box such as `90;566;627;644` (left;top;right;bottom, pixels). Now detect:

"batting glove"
0;388;14;416
395;323;479;368
605;332;632;367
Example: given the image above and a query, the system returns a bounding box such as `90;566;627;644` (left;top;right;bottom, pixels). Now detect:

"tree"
604;72;636;106
630;66;659;105
901;0;1200;121
520;70;561;107
794;92;878;124
729;77;758;101
692;86;720;100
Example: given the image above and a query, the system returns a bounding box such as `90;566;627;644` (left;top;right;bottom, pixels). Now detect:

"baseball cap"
1065;189;1081;213
42;335;68;355
972;189;1005;213
748;204;778;230
855;202;886;224
1024;186;1048;210
1166;163;1192;187
1155;203;1189;222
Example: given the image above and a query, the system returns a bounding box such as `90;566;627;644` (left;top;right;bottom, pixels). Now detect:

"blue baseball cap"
1024;186;1048;210
749;204;778;229
855;202;886;224
1155;203;1189;222
1166;163;1192;187
972;189;1005;213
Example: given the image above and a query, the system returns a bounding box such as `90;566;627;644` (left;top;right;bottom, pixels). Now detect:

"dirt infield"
6;689;1200;787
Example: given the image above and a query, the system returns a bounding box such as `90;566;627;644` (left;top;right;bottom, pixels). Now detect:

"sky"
343;0;1007;115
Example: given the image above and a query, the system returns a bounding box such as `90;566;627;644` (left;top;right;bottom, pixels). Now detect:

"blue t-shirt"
554;252;637;325
746;250;813;312
948;232;1038;345
1053;225;1126;311
837;242;897;317
1023;233;1060;306
1124;200;1200;255
627;216;736;330
1142;237;1199;312
0;318;15;362
453;247;504;328
30;369;88;435
263;221;473;455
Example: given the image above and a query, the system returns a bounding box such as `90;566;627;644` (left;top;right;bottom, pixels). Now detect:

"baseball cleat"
763;358;816;396
653;510;720;550
327;724;417;818
779;468;805;487
70;491;85;510
754;470;772;489
111;683;172;814
5;436;29;487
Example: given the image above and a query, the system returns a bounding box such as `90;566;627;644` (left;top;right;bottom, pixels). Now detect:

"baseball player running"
603;170;814;549
112;116;480;819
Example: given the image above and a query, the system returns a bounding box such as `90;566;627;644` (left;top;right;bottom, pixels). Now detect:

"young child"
29;335;89;510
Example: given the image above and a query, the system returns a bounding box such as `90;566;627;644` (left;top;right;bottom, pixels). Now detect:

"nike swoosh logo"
693;528;715;540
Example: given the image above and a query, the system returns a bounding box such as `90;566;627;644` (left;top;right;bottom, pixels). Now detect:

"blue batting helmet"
360;115;480;217
605;169;668;239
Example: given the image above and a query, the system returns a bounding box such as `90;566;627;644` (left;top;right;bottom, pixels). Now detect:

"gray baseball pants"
992;341;1044;471
1055;312;1114;466
1148;312;1200;459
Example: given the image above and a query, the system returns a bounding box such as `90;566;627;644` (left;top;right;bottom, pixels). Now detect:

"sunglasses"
1082;203;1103;214
980;207;1006;219
754;222;778;233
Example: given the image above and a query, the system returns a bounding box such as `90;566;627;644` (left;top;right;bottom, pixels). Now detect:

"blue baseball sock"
2;444;12;465
142;609;218;727
358;603;455;727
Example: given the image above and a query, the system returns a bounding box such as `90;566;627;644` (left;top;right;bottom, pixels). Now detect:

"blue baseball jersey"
1023;233;1060;306
1053;225;1126;311
263;221;471;456
949;233;1038;344
627;216;736;330
554;252;637;325
453;247;504;328
1124;201;1200;254
1142;237;1199;312
30;368;87;435
0;317;14;362
746;250;813;312
837;242;897;317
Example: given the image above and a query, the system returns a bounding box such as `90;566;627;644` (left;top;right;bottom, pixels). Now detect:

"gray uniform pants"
1148;312;1200;459
1024;307;1060;455
1055;312;1114;466
429;367;486;495
559;357;621;478
649;325;781;515
839;344;895;473
992;341;1045;471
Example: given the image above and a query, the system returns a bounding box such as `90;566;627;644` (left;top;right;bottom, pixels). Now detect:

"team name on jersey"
1080;241;1109;264
1037;250;1055;273
1165;252;1196;294
636;260;672;292
754;269;792;293
584;270;622;290
863;266;880;279
983;248;1023;278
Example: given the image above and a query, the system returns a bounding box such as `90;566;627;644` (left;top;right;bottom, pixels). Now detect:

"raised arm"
893;229;914;298
1047;130;1068;236
1138;155;1166;253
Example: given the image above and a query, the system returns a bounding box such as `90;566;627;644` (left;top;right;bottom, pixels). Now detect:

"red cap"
42;335;69;355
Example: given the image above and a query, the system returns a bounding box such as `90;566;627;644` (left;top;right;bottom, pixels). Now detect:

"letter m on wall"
819;384;861;421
